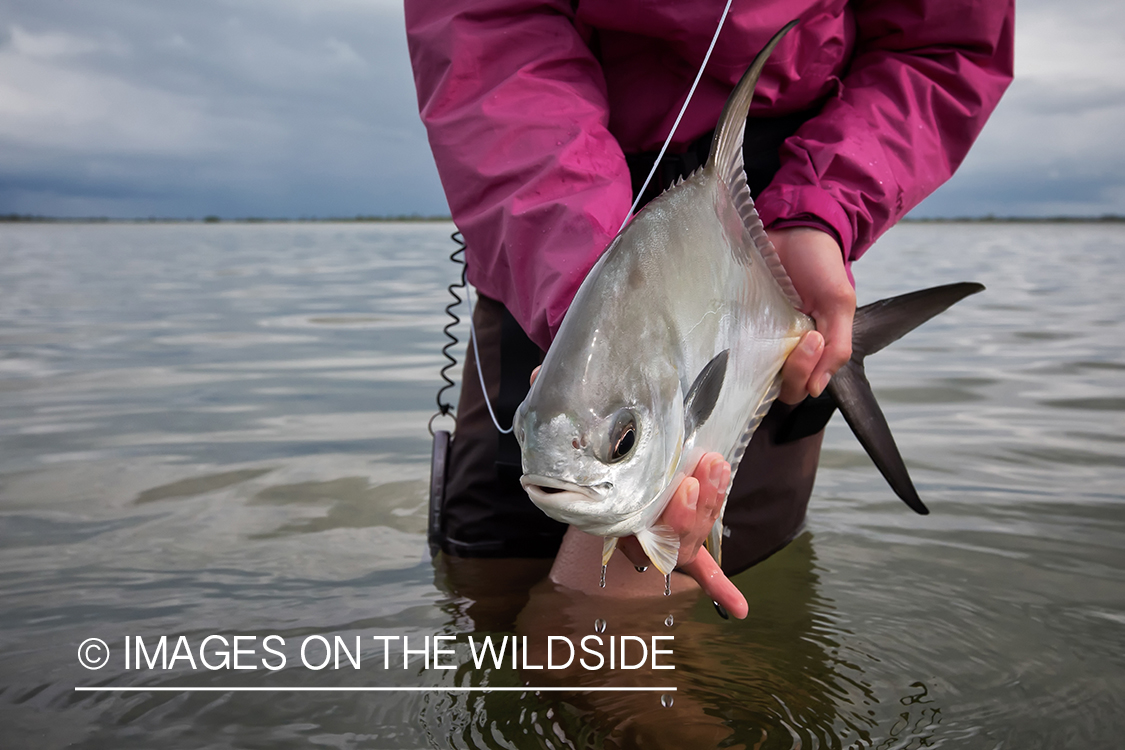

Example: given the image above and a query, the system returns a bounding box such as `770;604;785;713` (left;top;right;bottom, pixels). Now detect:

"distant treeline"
0;214;453;224
3;213;1123;224
902;215;1125;224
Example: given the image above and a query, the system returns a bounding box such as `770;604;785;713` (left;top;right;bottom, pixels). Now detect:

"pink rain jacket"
406;0;1014;351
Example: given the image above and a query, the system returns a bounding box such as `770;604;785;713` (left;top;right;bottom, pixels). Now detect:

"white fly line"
469;0;735;435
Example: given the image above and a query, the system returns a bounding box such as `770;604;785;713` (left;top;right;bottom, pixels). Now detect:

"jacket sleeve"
755;0;1015;263
405;0;633;351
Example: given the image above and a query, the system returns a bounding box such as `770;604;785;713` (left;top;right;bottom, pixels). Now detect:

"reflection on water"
0;222;1123;748
430;535;946;749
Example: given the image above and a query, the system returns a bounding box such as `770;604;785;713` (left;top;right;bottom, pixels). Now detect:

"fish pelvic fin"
635;524;680;577
828;282;986;515
601;536;618;567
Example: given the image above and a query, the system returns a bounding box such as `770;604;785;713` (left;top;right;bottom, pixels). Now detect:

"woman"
406;0;1013;617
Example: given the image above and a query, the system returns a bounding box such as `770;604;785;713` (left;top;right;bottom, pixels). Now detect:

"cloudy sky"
1;0;1122;219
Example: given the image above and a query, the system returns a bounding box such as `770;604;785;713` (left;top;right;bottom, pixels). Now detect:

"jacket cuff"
766;214;843;251
756;183;856;262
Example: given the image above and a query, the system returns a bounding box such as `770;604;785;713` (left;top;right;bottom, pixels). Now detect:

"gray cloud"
912;0;1125;217
0;0;1121;219
0;0;447;218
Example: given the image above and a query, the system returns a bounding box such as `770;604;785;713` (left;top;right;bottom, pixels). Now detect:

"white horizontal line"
74;686;676;693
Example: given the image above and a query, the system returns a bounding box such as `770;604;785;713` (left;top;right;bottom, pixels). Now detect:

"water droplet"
664;614;674;627
660;693;674;708
594;618;606;634
634;565;648;573
664;573;671;596
600;564;607;588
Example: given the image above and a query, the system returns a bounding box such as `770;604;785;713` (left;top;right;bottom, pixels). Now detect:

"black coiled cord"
428;231;467;435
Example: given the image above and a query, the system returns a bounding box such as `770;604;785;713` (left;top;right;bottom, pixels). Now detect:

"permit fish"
512;22;983;580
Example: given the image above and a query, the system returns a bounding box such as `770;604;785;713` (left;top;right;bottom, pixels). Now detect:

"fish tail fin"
828;282;986;515
852;282;987;358
706;20;798;188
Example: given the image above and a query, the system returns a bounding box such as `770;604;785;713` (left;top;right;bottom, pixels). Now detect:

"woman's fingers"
767;227;856;400
679;547;748;619
626;452;746;617
664;454;727;560
809;293;854;397
779;331;823;404
617;535;653;570
660;477;700;535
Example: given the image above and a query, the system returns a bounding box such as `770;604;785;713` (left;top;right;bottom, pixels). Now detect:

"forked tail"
827;282;986;514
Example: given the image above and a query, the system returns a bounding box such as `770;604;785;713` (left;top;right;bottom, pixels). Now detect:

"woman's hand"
770;227;856;404
617;452;747;619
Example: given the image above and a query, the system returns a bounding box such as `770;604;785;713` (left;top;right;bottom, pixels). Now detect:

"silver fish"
513;22;982;577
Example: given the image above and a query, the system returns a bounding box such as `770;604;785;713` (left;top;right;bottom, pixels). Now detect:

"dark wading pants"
432;110;828;576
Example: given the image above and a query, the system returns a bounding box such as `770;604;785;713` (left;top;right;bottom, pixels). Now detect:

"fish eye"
608;411;637;463
611;426;635;461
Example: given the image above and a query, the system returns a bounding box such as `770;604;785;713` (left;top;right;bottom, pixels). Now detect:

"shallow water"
0;221;1122;748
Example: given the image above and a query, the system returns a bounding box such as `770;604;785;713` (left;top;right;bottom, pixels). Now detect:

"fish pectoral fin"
684;349;729;438
635;525;680;577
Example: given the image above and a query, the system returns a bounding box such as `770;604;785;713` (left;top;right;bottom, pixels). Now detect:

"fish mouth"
520;475;608;509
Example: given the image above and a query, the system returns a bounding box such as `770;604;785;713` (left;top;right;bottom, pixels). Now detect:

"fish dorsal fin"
706;21;804;310
729;159;804;309
706;20;797;193
684;349;729;438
